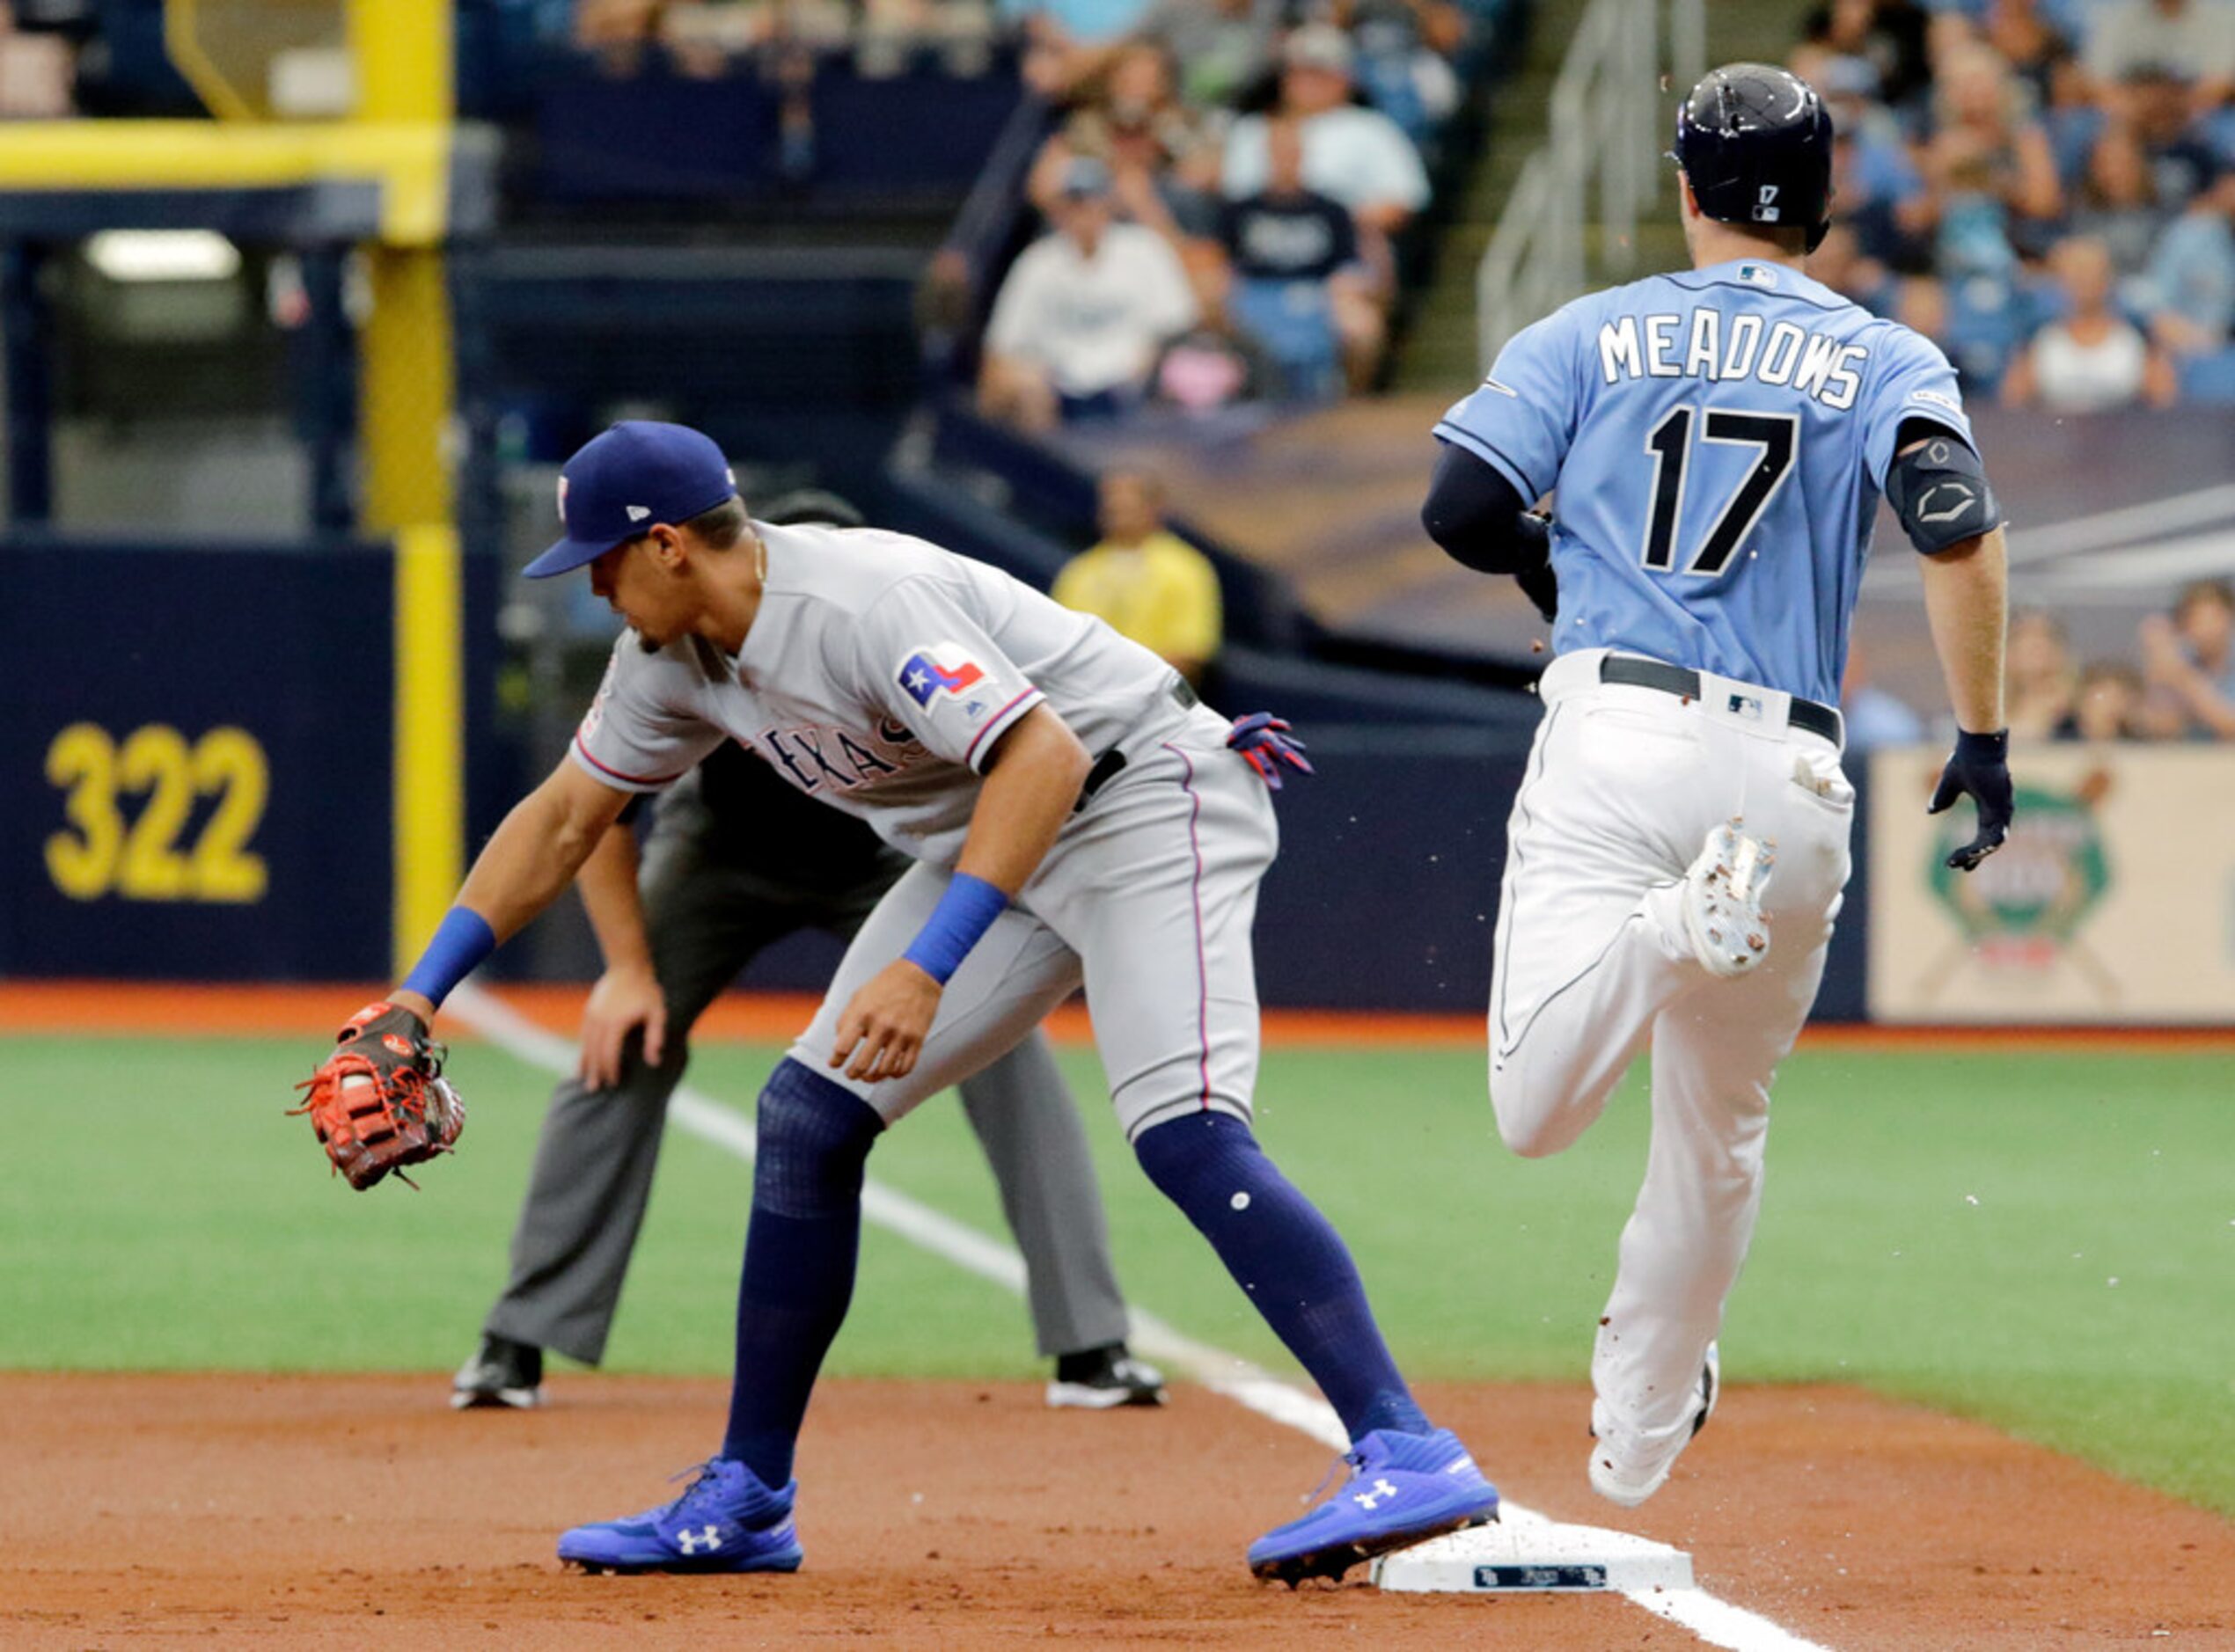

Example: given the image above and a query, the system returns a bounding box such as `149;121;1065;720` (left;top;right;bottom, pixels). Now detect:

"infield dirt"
4;1374;2229;1648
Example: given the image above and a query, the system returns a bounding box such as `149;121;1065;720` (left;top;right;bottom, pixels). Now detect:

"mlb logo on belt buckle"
1726;692;1764;722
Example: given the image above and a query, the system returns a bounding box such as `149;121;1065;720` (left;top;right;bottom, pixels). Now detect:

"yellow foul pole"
348;0;465;976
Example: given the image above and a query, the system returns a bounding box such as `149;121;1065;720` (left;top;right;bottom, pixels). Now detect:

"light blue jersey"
1437;258;1976;705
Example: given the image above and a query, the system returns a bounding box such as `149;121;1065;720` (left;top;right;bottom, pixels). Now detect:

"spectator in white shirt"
2003;235;2180;411
1220;26;1432;247
1218;26;1426;387
978;157;1200;432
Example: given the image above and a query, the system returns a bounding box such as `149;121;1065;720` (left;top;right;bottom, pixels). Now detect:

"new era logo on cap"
525;421;739;580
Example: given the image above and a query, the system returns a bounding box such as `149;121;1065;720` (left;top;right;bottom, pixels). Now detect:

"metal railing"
1474;0;1705;371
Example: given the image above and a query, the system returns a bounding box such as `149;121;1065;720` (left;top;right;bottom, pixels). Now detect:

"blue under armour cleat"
1248;1426;1499;1585
558;1457;803;1575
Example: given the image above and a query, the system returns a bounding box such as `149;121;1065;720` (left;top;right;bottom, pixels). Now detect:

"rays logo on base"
898;644;987;707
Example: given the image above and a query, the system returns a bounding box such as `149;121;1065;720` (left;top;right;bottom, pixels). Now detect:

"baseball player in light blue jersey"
1424;64;2014;1507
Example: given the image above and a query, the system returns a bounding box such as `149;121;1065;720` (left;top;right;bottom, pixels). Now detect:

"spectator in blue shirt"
1840;639;1927;751
2140;172;2235;356
1219;115;1364;398
1814;55;1935;267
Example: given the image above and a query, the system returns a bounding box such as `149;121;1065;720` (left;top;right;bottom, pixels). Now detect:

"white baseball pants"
1490;648;1854;1451
790;705;1275;1142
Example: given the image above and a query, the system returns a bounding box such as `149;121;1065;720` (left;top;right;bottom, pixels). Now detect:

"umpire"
454;493;1161;1412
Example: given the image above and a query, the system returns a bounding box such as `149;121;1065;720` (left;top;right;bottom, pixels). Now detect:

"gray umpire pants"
481;790;1133;1368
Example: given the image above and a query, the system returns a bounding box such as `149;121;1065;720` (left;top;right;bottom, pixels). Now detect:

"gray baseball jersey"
571;520;1271;1139
571;522;1174;866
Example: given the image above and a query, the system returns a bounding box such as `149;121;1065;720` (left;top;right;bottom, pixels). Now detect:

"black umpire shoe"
451;1333;544;1410
1045;1342;1167;1409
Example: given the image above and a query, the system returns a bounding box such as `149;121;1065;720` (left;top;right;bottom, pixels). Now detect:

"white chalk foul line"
447;984;1831;1652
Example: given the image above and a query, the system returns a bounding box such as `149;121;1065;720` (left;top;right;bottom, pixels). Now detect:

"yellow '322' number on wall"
45;723;269;903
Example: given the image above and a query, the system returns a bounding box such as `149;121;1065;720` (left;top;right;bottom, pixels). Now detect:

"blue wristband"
901;873;1009;986
399;906;497;1008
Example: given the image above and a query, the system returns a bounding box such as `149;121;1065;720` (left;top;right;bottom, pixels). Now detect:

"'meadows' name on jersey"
1598;308;1868;410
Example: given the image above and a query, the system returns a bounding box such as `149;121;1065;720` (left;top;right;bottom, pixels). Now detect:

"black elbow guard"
1886;434;2000;555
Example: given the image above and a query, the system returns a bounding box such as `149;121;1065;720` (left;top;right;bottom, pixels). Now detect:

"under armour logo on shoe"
675;1525;723;1554
1352;1478;1400;1511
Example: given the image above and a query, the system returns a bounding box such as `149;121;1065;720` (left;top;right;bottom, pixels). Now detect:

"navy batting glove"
1227;713;1314;791
1927;727;2013;872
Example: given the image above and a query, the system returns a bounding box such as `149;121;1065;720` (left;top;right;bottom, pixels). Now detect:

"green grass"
4;1033;2231;1515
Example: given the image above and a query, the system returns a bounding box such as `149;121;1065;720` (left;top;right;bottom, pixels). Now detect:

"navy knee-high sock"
1134;1112;1429;1444
721;1059;884;1487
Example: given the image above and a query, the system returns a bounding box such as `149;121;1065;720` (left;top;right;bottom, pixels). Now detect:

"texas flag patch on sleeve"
898;643;988;708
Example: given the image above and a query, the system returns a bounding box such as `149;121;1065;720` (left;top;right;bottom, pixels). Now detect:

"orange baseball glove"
291;1001;465;1189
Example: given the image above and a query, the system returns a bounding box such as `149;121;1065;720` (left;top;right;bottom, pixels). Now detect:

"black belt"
1599;654;1843;745
1076;677;1200;812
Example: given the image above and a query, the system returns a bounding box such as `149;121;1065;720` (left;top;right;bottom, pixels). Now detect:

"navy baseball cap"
525;420;738;579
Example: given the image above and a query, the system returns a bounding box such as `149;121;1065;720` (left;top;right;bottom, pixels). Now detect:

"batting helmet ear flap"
1806;193;1833;253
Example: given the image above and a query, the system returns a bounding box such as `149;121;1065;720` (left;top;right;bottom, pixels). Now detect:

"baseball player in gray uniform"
357;420;1497;1583
452;493;1165;1416
1424;65;2013;1506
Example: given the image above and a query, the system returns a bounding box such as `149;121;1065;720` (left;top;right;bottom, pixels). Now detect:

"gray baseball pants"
481;790;1132;1367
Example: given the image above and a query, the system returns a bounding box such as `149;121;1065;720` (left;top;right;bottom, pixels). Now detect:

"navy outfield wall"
0;537;506;982
0;539;1869;1014
721;727;1873;1020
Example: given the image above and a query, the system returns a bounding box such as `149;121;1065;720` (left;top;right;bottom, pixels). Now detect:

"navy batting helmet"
1671;63;1835;253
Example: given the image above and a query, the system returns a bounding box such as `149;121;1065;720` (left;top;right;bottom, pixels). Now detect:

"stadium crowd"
1843;579;2235;746
978;4;1475;429
1792;0;2235;408
2001;581;2235;740
1806;6;2235;749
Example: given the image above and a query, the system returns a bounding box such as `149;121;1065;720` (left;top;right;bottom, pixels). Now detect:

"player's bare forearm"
1920;524;2009;734
574;822;670;1084
576;822;653;976
392;764;633;1029
458;764;634;941
956;705;1092;896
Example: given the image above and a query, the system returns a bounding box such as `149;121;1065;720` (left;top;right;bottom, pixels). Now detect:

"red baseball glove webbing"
291;1001;465;1190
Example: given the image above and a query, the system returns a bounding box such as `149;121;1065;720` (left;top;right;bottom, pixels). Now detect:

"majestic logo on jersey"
1908;388;1964;418
1597;310;1868;410
898;645;988;707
